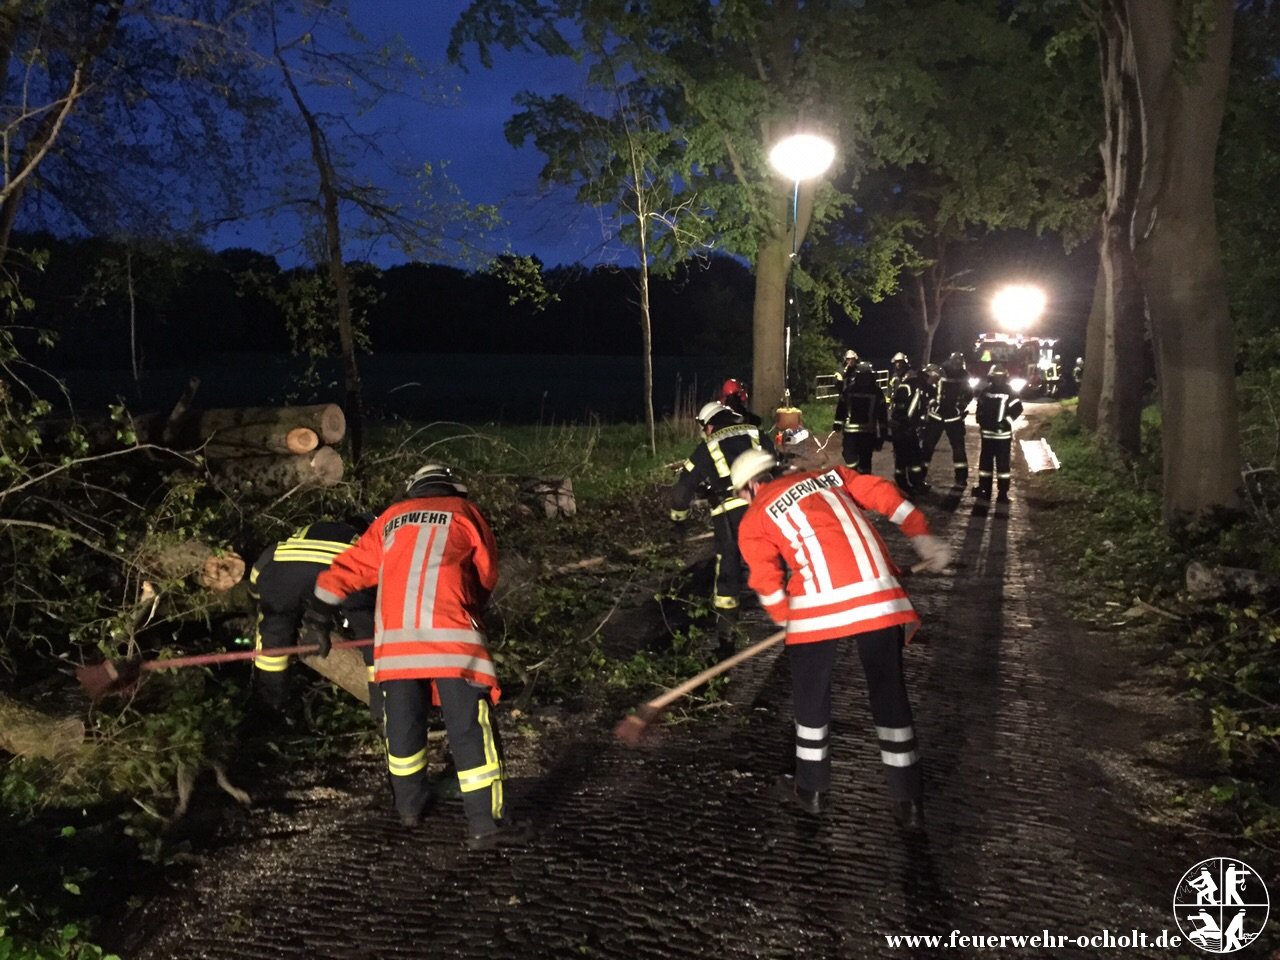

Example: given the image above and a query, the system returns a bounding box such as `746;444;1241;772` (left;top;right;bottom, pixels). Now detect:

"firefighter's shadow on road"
923;500;1010;836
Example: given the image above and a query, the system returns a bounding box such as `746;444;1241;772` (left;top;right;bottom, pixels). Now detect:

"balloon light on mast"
991;284;1047;332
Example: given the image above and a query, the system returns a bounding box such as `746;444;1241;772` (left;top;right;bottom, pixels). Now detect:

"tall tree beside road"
815;3;1098;364
451;0;882;414
503;59;712;453
1093;0;1241;517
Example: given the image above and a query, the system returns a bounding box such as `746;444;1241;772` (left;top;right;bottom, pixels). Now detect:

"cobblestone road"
120;407;1204;959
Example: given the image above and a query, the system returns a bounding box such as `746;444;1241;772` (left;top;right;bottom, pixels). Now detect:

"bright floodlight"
991;284;1047;331
769;134;836;182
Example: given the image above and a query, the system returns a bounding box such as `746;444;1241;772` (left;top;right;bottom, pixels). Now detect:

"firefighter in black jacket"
833;362;888;473
974;364;1023;502
890;367;928;492
672;401;775;658
921;353;974;486
248;518;379;723
888;352;911;394
837;349;860;383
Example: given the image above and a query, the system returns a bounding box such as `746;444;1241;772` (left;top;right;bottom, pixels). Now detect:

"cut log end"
286;427;319;454
200;553;247;592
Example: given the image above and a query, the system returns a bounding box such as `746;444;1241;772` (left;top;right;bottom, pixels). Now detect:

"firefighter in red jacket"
730;448;950;830
303;464;522;850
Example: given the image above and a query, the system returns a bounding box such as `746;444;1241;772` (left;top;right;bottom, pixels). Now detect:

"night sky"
211;0;601;268
204;1;1093;356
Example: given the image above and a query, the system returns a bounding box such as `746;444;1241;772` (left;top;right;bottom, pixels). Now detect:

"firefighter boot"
997;479;1012;504
774;774;825;815
954;465;968;487
467;819;532;851
714;607;740;662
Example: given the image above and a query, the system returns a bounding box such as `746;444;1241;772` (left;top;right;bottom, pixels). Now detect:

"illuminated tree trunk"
1127;0;1240;516
1094;7;1147;458
753;178;816;417
1077;252;1105;430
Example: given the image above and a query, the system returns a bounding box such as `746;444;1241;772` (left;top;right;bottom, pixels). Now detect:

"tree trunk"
213;447;344;494
1077;249;1106;430
301;647;369;704
753;230;790;417
0;693;85;761
1095;5;1148;458
1096;219;1146;456
1127;0;1241;517
135;540;245;592
637;206;656;455
205;426;318;459
274;24;364;468
194;404;345;445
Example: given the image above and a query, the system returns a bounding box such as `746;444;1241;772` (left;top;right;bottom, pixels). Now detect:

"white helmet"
844;349;858;361
729;448;777;491
696;401;731;426
406;463;467;496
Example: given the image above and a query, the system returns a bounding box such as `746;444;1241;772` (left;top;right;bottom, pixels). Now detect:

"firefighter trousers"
841;432;877;473
788;626;922;801
891;431;926;490
252;607;298;710
712;506;746;613
921;418;968;483
345;608;381;727
977;436;1012;496
381;677;505;834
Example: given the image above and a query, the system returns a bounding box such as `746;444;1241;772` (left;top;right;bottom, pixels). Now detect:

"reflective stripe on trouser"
789;639;837;792
382;677;506;833
712;506;746;610
252;609;297;708
842;432;877;474
977;436;1012;494
787;627;922;800
856;626;922;800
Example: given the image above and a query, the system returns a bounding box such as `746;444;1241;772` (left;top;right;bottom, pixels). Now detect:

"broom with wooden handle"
614;559;930;746
76;637;373;701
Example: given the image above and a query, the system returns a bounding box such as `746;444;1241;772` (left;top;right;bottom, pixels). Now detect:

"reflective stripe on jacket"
976;389;1023;439
314;496;501;700
671;422;774;519
737;465;930;644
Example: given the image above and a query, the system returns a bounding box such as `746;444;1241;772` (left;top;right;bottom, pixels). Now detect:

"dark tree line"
12;234;756;372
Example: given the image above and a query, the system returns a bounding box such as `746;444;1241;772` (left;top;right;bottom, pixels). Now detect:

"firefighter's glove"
909;534;951;574
831;421;843;433
301;598;338;658
669;519;688;546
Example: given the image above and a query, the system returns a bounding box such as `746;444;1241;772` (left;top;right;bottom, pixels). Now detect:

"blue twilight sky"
210;0;608;268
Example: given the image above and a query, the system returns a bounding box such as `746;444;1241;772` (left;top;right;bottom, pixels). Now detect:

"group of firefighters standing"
833;348;1023;502
242;348;1022;849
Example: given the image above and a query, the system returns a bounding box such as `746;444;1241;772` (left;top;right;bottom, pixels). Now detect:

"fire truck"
967;332;1058;396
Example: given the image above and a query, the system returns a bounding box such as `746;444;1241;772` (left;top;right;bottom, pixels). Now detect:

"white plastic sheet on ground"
1020;437;1060;472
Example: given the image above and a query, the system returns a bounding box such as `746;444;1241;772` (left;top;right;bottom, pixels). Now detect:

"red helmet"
721;378;747;403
